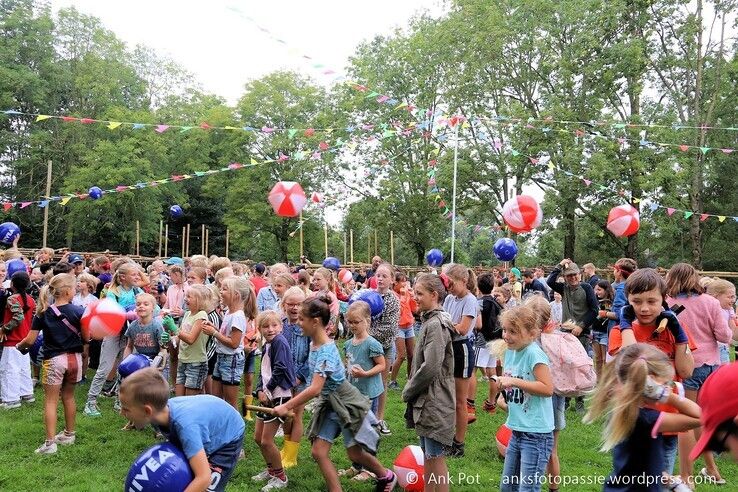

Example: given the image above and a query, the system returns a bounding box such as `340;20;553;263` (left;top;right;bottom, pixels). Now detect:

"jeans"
663;435;678;475
501;430;554;492
87;334;126;400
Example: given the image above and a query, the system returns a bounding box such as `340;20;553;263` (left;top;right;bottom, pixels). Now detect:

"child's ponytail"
36;285;50;316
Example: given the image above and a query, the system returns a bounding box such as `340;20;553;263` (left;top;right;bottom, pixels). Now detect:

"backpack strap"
50;305;80;336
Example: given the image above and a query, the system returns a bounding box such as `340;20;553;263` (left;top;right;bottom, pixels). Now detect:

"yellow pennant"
107;121;122;130
35;115;51;122
250;158;258;165
719;216;727;222
60;196;72;206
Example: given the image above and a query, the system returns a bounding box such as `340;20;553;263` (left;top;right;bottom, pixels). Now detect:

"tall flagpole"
450;121;460;263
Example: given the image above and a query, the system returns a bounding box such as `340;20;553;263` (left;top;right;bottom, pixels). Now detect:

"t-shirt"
605;408;664;491
256;286;279;312
502;342;554;433
32;303;85;359
72;293;97;308
308;341;346;395
105;286;141;311
217;310;246;355
158;395;245;459
124;318;164;358
443;292;478;341
608;320;697;363
178;310;208;363
249;276;268;295
344;335;384;399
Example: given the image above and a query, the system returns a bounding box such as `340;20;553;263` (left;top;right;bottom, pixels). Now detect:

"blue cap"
164;257;184;266
68;254;84;265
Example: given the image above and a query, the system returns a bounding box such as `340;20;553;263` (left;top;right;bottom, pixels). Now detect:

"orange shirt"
394;283;417;328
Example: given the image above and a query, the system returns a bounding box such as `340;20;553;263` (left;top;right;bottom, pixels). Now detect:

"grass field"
1;355;736;491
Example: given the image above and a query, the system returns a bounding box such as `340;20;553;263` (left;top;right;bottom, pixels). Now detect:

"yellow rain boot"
244;395;254;421
280;440;300;469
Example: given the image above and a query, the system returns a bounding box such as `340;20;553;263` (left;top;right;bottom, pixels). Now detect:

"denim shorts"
176;361;208;389
207;435;245;492
397;326;415;339
213;352;246;386
242;349;257;375
413;321;422;338
383;344;396;367
591;331;608;346
682;363;720;391
552;394;566;431
419;435;448;459
316;409;360;447
370;396;379;415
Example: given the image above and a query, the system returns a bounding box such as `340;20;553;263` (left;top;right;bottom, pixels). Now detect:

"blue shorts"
592;331;608;346
316;409;361;447
213;352;245;386
419;435;447;459
242;349;257;375
176;361;207;390
413;321;422;338
683;363;720;391
397;326;415;339
383;344;396;367
552;394;566;431
207;435;245;492
370;396;379;415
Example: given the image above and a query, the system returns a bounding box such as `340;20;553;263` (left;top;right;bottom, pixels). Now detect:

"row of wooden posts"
136;220;397;264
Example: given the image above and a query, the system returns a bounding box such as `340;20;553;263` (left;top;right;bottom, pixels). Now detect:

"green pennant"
293;151;305;161
180;126;193;133
382;130;394;138
599;185;608;191
613;123;626;129
365;91;380;98
194;171;206;177
288;129;298;139
684;211;693;219
511;150;520;156
700;147;711;154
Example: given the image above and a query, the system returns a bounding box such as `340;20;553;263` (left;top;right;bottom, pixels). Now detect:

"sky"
50;0;447;105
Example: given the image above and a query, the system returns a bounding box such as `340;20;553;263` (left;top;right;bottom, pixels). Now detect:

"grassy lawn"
1;354;736;491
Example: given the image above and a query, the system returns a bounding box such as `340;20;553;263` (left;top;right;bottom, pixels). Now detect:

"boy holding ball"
119;367;245;492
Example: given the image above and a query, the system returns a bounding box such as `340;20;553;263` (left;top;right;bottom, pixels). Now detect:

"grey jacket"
402;308;456;446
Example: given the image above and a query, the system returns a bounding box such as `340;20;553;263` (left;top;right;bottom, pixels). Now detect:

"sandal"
121;421;135;431
483;399;497;414
352;470;375;482
699;467;726;485
337;466;360;478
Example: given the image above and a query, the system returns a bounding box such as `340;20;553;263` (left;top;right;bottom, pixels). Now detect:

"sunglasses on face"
707;419;738;454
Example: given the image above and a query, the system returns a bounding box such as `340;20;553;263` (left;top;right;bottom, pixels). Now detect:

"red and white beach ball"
502;195;543;233
496;424;512;457
338;268;353;284
606;204;640;237
393;445;424;491
268;181;307;217
82;299;126;340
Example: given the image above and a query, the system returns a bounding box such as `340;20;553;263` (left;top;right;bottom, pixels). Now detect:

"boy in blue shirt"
119;367;245;492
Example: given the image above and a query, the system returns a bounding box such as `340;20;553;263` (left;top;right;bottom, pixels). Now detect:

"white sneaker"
0;401;21;410
21;395;35;403
54;430;76;446
251;469;272;482
262;476;288;491
35;440;57;454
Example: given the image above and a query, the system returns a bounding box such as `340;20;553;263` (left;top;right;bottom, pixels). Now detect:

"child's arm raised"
655;393;701;434
184;449;212;492
498;363;554;397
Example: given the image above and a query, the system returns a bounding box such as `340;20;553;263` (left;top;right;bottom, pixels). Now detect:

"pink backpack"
540;331;596;397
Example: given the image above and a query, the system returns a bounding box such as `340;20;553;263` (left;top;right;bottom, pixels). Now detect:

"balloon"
118;353;152;378
349;290;385;318
496;424;512;457
81;299;126;340
88;186;103;200
338;268;353;284
493;238;518;262
30;332;44;365
502;195;542;233
607;204;640;237
6;259;27;278
425;248;444;267
268;181;307;217
170;205;183;219
322;257;341;271
393;445;424;491
0;222;20;245
125;442;194;492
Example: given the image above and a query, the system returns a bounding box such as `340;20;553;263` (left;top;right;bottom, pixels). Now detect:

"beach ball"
496;424;512;457
88;186;103;200
393;445;424;491
6;259;27;278
118;353;151;378
322;257;341;271
169;205;183;219
349;289;385;318
426;248;444;267
30;332;44;364
493;238;518;262
125;442;193;492
606;204;640;237
81;298;126;340
268;181;307;217
502;195;542;233
0;222;20;245
338;268;353;284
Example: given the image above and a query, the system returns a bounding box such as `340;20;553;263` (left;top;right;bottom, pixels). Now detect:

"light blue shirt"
344;336;385;399
503;342;554;433
308;342;345;395
256;286;279;312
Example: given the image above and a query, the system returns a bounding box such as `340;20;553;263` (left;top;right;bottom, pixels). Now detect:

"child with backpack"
471;273;503;416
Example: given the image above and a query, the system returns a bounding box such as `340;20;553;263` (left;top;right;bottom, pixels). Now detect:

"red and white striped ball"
82;299;126;340
268;181;307;217
606;204;640;237
393;445;424;491
502;195;543;233
338;268;353;284
496;424;512;457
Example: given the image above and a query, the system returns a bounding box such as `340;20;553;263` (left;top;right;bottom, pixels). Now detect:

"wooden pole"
343;231;347;265
135;221;140;257
201;224;205;256
42;160;52;248
374;230;378;257
186;224;191;257
350;229;354;264
390;230;394;265
181;227;186;257
164;224;169;258
324;224;328;258
299;211;304;260
158;220;163;258
367;233;371;263
225;227;230;258
205;228;209;257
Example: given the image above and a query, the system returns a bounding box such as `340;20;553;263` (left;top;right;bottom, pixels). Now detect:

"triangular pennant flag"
548;162;555;171
155;124;169;133
719;216;727;222
132;123;145;130
684;211;693;219
649;203;659;212
38;200;49;208
194;171;206;177
700;214;709;222
80;118;95;124
199;122;211;130
35;115;51;122
61;116;77;122
311;151;321;160
529;157;539;165
107;121;122;130
667;208;676;216
511;150;520;156
583;179;592;187
262;127;274;133
722;148;734;154
700;147;711;154
179;126;193;133
250;158;258;165
288;129;298;139
60;197;72;206
679;145;689;152
632;198;641;203
319;142;329;151
304;128;315;137
2;203;12;212
224;126;239;130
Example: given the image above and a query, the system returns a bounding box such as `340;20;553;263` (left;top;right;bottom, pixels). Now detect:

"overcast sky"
50;0;446;104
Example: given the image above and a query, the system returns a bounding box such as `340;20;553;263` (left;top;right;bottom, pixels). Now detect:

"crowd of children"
4;246;738;492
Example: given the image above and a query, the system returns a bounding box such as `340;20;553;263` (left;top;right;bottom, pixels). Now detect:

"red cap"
690;362;738;460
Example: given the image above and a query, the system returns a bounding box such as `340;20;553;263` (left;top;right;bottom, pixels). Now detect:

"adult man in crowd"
522;270;549;299
582;263;600;289
367;255;382;289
